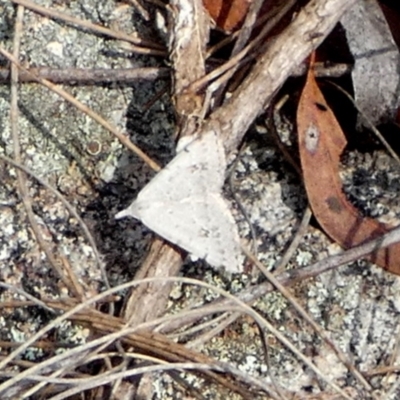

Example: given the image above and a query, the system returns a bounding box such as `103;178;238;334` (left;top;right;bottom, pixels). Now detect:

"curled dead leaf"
297;60;400;275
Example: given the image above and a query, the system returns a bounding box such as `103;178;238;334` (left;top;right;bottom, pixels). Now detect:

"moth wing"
133;193;241;273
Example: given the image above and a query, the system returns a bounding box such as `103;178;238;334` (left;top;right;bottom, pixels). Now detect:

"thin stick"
227;143;258;255
0;276;351;399
327;80;400;165
0;47;161;172
231;0;266;57
151;223;400;337
10;5;81;297
0;282;55;313
191;0;296;94
0;67;169;84
243;245;374;395
0;152;108;290
126;0;150;21
273;206;312;276
12;0;165;55
183;313;240;347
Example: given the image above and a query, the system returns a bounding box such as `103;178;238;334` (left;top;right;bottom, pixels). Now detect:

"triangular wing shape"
116;131;242;273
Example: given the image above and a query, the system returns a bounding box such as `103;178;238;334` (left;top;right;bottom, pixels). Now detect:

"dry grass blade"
32;364;238;400
228;143;258;253
283;225;400;281
231;0;265;55
10;5;84;297
150;224;400;342
243;246;374;397
0;276;348;399
183;313;241;347
0;282;55;313
0;47;161;172
0;278;257;398
327;80;400;165
12;0;165;54
0;152;107;289
191;0;296;96
118;277;356;399
273;206;312;276
206;0;357;154
126;0;151;21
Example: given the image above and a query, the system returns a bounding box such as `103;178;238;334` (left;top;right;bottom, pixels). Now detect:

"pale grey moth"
116;130;242;273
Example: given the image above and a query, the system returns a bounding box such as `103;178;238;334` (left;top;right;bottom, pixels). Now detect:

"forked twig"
0;276;353;399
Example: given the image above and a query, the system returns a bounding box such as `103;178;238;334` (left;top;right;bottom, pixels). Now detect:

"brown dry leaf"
297;58;400;275
203;0;251;32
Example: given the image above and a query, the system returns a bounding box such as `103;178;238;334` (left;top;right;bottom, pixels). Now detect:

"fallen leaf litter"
1;0;400;398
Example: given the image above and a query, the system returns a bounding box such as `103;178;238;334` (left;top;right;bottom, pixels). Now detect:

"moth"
116;131;242;273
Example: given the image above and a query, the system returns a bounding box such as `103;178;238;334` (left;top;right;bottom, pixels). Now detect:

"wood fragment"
0;67;169;84
122;0;359;333
168;0;209;139
204;0;357;155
